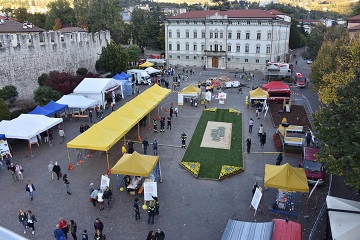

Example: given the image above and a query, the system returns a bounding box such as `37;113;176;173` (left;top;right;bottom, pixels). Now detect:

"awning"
105;84;120;93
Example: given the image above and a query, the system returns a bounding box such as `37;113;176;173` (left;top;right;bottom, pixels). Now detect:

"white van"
127;69;151;85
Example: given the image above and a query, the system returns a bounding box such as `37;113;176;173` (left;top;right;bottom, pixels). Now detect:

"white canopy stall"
56;94;98;109
177;84;201;106
72;78;121;106
0;114;63;157
145;67;162;75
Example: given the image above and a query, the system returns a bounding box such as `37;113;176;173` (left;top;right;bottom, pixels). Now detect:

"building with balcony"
165;9;291;70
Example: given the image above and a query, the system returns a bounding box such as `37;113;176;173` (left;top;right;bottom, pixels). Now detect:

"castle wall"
0;30;110;99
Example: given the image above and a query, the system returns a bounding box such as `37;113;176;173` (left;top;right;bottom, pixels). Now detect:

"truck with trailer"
126;69;151;85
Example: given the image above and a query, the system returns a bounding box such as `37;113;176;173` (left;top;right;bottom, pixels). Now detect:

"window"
257;33;261;40
237;32;240;39
201;57;204;60
186;31;189;38
210;32;213;39
236;46;240;52
227;45;231;52
194;56;197;59
246;33;250;39
220;32;223;38
256;46;260;53
266;46;271;54
256;59;259;63
210;45;213;51
177;32;180;38
193;44;197;51
215;32;218;39
266;59;270;63
202;32;205;38
194;31;197;38
169;44;172;51
177;55;180;59
227;58;231;62
186;56;189;59
245;45;249;53
245;58;249;62
169;55;172;59
177;44;180;51
228;32;232;39
201;44;205;51
247;21;250;25
267;32;272;40
169;31;172;38
220;45;223;51
186;44;189;51
214;44;218;51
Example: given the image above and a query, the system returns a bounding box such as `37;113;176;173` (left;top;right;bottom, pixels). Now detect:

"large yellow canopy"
111;151;159;177
139;61;154;68
264;163;309;193
249;87;269;100
179;84;201;94
67;84;171;151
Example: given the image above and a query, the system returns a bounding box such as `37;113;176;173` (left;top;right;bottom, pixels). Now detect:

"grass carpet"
182;109;243;179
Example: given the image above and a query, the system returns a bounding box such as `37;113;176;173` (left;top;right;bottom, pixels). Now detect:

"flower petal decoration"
204;107;217;112
219;165;243;179
181;161;201;177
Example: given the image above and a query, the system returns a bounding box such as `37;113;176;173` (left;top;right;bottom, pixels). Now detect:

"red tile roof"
347;15;360;21
347;25;360;31
58;27;88;33
0;19;45;33
266;9;286;15
167;9;278;20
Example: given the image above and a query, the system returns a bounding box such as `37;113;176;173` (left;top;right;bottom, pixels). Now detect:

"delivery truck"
127;69;151;85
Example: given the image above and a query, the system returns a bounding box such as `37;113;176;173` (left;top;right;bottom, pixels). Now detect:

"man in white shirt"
58;128;66;144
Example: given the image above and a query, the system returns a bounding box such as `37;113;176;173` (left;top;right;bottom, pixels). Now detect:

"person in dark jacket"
94;218;104;234
70;220;77;240
63;174;71;195
147;202;156;225
276;153;283;165
155;229;165;240
53;162;61;180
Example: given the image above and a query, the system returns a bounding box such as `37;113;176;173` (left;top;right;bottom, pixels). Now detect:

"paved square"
200;121;232;149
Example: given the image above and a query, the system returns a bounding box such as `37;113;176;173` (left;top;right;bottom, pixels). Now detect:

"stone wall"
0;30;110;99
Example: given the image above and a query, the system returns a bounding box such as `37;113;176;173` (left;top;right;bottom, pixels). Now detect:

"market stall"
264;163;309;217
249;87;269;107
139;61;154;68
177;84;201;106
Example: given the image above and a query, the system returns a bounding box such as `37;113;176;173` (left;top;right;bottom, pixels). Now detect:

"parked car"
300;147;325;185
306;60;313;64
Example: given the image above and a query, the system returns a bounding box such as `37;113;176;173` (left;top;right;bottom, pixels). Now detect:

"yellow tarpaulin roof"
264;163;309;192
111;151;159;177
67;84;171;151
249;87;269;100
179;84;201;94
139;61;154;67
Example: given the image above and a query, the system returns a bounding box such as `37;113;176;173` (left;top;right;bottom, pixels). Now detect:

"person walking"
181;132;187;148
155;229;165;240
90;188;99;207
79;124;85;134
18;209;28;234
153;119;158;133
146;230;155;240
63;174;71;195
25;180;36;201
249;118;254;133
4;153;11;170
152;196;160;215
276;153;283;165
54;224;65;240
70;220;77;240
94;218;104;234
89;110;93;123
260;132;267;147
82;230;88;240
153;139;158;155
59;128;66;144
94;229;103;240
9;163;18;182
160;116;165;132
256;109;260;119
169;106;174;118
15;163;24;181
174;107;178;117
53;162;62;180
26;210;37;235
89;183;95;195
246;137;251;154
97;190;105;210
48;161;54;180
58;218;69;240
306;130;312;147
134;198;141;221
166;115;172;130
142;138;149;155
127;140;134;154
258;124;264;137
147;202;156;225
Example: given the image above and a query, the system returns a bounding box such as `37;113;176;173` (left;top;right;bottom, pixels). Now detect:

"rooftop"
58;27;88;33
0;19;45;33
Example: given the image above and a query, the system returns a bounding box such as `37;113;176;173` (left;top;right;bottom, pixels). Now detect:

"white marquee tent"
72;78;121;106
326;195;360;240
145;67;161;75
56;94;98;109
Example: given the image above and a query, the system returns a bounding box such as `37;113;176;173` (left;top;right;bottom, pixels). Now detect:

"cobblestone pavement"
0;67;358;240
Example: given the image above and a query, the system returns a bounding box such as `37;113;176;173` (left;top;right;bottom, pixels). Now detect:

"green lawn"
182;109;243;179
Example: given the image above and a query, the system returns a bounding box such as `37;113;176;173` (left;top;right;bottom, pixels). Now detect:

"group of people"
89;184;113;210
146;229;165;240
3;154;24;182
246;119;266;153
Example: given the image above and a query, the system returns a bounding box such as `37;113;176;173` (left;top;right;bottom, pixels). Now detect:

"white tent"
177;84;201;106
56;94;98;109
0;114;63;140
145;67;161;75
72;78;121;106
326;196;360;240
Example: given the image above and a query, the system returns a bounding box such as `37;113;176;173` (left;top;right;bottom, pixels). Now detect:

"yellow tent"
139;61;154;68
179;84;201;94
111;151;159;177
178;84;201;105
264;163;309;192
249;87;269;100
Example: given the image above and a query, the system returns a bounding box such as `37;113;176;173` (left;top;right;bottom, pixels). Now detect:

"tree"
87;0;122;33
44;71;84;95
73;0;89;26
0;85;18;103
38;73;49;86
351;0;360;16
302;24;327;61
12;8;28;23
53;18;62;30
126;45;141;64
289;19;306;50
96;42;129;75
45;0;76;30
28;13;47;29
76;67;88;76
211;0;230;9
0;98;11;120
34;86;62;106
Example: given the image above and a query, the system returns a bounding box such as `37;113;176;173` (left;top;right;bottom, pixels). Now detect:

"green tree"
28;13;47;29
0;85;18;102
73;0;89;26
34;86;62;106
12;8;28;23
111;21;132;45
211;0;230;9
45;0;76;30
0;98;11;120
87;0;122;33
289;19;305;49
302;24;327;61
76;67;88;76
130;9;147;46
126;45;141;64
95;42;129;75
38;73;49;86
351;0;360;16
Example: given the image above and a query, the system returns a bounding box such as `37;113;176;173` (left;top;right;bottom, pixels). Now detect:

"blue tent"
0;134;5;140
113;72;131;80
43;100;68;114
28;106;54;116
113;72;132;97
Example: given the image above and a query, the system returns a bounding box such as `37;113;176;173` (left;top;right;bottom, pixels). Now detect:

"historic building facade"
165;9;291;70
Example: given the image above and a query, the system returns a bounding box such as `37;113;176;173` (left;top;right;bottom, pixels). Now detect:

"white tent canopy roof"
0;114;63;140
56;94;98;109
145;67;161;74
326;195;360;240
73;78;119;94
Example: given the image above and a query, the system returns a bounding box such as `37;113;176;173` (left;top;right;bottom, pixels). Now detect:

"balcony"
204;50;227;57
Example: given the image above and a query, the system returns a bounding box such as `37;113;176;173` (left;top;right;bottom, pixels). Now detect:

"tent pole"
137;123;141;141
106;152;110;174
157;106;160;120
158;158;163;183
148;113;151;129
28;141;33;159
67;149;71;163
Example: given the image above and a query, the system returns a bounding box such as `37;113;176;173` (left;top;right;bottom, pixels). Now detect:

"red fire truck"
294;73;307;88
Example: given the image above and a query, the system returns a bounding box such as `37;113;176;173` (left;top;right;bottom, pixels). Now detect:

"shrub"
0;97;11;120
76;68;88;76
34;86;61;106
0;85;18;103
273;132;283;152
38;73;49;86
